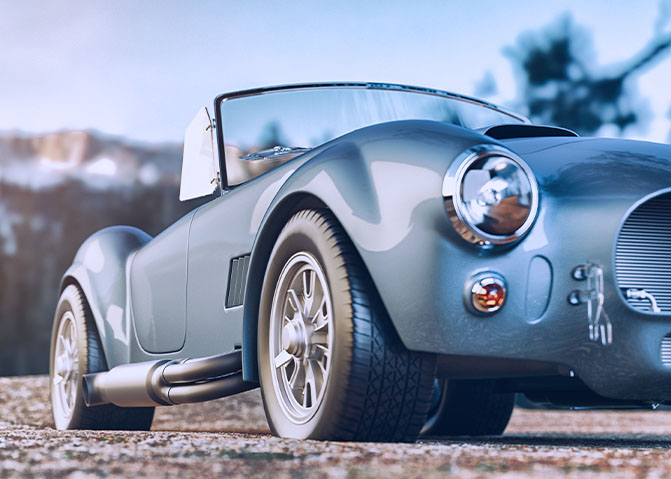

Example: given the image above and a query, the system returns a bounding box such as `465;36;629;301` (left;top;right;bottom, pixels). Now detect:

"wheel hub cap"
282;320;308;357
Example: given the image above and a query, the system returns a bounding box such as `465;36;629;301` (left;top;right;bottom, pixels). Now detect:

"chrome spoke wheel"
269;252;333;424
52;311;79;421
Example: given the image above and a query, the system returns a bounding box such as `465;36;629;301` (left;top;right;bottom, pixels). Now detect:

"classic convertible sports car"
50;82;671;441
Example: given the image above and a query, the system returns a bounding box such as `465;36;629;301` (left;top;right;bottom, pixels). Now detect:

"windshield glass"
219;85;524;186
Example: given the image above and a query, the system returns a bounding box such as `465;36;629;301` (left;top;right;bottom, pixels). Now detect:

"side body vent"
226;254;251;308
661;334;671;366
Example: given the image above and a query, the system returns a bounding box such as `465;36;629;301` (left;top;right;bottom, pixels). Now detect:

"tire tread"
290;209;436;442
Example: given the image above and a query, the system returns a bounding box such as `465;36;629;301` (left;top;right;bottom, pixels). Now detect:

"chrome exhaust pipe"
83;350;257;407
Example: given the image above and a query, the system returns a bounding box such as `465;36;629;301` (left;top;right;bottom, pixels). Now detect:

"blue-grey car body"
60;83;671;405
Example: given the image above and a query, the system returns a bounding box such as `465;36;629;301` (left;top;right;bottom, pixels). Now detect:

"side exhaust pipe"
83;350;257;407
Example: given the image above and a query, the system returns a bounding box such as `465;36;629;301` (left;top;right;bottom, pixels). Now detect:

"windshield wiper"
239;146;311;161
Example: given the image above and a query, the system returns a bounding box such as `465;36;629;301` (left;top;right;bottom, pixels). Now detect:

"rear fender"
60;226;151;368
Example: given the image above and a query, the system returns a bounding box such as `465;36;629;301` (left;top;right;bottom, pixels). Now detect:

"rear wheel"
421;379;515;436
50;285;155;430
258;209;437;442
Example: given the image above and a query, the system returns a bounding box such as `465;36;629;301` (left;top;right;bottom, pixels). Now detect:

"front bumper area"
375;188;671;403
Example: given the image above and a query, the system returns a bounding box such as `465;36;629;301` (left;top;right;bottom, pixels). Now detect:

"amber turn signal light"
469;274;507;314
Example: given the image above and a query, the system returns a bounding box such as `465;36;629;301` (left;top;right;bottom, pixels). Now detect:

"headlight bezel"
442;144;539;246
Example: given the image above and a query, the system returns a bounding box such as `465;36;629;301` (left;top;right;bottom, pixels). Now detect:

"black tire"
421;379;515;436
258;209;437;442
50;284;155;430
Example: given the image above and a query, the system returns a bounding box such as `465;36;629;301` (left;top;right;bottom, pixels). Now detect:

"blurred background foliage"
504;14;671;136
0;8;669;376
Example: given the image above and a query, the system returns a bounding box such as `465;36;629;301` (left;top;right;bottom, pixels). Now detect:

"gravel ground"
2;376;671;478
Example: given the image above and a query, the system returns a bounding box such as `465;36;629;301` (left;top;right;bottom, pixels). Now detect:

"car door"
129;210;195;353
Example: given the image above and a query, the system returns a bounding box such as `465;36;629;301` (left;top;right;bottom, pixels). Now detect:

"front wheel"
258;209;436;442
421;379;515;436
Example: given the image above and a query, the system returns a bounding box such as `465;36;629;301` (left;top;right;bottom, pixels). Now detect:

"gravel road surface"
2;376;671;478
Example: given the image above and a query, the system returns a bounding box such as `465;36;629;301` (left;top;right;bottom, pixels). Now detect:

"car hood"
501;136;671;199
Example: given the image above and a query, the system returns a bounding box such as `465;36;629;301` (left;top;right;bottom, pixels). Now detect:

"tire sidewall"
258;212;354;439
50;285;90;429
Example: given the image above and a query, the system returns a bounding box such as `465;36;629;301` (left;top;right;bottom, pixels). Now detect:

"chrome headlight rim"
442;144;540;246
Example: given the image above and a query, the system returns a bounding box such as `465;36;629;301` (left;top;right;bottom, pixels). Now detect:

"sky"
0;0;669;143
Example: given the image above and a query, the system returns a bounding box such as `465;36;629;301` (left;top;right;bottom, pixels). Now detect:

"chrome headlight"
443;145;539;246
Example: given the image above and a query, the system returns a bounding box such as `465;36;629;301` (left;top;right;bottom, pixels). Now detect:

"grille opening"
661;334;671;366
615;192;671;314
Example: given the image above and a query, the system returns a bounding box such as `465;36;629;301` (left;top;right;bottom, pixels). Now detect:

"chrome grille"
615;192;671;314
661;334;671;366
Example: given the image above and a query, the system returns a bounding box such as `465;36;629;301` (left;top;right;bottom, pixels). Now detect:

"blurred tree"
505;13;671;136
474;70;498;98
258;121;289;150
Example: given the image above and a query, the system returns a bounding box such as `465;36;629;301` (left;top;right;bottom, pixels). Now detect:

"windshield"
218;84;524;186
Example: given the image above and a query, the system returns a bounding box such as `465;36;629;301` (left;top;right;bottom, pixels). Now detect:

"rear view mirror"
179;107;218;201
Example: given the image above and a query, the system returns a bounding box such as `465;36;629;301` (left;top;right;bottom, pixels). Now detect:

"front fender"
60;226;151;368
241;120;496;380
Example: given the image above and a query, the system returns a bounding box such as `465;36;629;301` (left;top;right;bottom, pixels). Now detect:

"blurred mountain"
0;130;182;191
0;131;203;376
